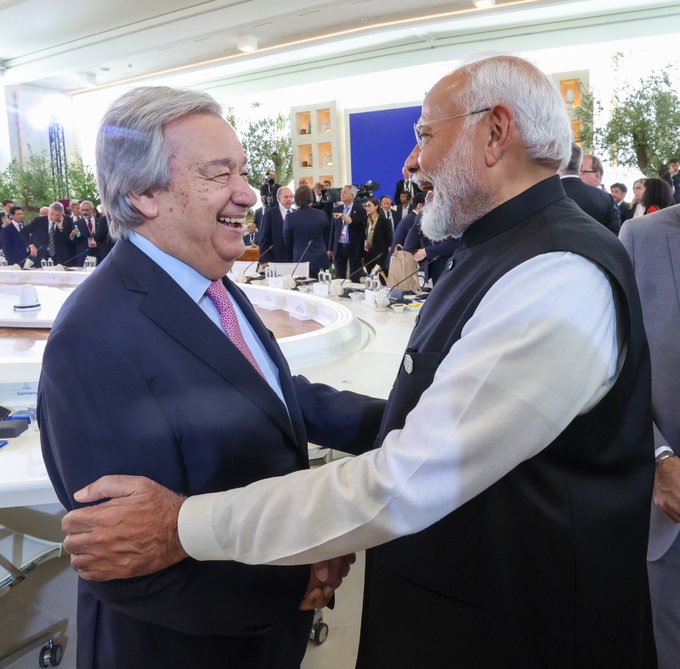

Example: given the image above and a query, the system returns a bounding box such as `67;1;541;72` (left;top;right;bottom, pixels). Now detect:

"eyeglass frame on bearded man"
413;107;492;149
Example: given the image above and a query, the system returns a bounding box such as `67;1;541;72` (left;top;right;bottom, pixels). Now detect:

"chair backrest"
229;260;260;278
269;262;310;278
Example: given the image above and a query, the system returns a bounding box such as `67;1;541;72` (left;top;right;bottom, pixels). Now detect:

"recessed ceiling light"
237;35;258;53
473;0;496;8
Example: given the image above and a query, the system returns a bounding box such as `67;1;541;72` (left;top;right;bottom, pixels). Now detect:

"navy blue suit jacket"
258;207;291;263
1;222;29;265
561;177;621;235
283;205;330;276
23;216;72;265
38;240;384;669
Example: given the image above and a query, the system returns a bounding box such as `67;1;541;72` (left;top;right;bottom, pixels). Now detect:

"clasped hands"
61;475;354;610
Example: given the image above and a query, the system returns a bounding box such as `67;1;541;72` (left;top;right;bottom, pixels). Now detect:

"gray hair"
96;86;222;240
49;202;64;214
80;199;94;208
456;55;572;171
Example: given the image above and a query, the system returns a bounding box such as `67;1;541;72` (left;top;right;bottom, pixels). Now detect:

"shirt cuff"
178;492;226;561
655;445;674;459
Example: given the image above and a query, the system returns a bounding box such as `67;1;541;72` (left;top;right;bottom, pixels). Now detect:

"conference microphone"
344;253;383;283
387;254;440;301
290;240;313;280
257;243;276;265
241;244;273;276
59;249;91;268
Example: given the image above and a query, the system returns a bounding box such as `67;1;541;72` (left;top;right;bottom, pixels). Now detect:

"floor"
0;504;365;669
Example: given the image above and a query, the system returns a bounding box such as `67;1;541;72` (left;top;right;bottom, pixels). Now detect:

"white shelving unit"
290;102;345;188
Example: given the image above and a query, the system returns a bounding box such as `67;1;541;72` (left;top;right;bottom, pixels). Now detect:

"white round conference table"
0;268;419;508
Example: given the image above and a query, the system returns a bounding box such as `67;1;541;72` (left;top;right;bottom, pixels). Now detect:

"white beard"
420;131;495;240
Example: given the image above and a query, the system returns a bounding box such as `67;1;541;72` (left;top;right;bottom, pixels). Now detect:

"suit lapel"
226;278;309;449
114;242;300;446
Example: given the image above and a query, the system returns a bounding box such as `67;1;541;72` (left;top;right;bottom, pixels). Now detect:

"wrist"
656;452;676;465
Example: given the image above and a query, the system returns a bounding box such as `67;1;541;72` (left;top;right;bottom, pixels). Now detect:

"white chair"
0;525;64;667
269;262;310;278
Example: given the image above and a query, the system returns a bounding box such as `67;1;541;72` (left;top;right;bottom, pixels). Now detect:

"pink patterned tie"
205;280;264;377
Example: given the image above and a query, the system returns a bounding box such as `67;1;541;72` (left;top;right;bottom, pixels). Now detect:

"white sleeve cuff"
178;492;226;561
655;445;674;459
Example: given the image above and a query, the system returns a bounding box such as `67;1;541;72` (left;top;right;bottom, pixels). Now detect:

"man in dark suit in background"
258;186;294;265
92;210;115;262
611;182;631;220
1;206;30;265
379;195;398;231
560;143;621;234
23;201;72;265
38;86;379;669
394;165;423;203
329;184;367;279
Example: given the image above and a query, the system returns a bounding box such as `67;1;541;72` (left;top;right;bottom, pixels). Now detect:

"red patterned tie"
87;218;94;234
205;280;264;377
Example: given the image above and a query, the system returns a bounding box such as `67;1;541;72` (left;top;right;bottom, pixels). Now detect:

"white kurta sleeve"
179;252;621;565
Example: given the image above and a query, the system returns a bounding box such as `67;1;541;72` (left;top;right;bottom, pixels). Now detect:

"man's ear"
128;190;159;220
484;104;513;167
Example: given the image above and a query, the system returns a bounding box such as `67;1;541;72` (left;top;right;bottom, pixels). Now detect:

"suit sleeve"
292;376;385;455
607;195;621;235
38;329;308;636
283;215;293;252
258;212;273;262
403;220;422;253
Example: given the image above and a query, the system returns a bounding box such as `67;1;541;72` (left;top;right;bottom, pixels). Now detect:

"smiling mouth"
217;216;245;229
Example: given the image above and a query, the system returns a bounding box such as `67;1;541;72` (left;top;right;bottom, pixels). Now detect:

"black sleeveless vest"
356;176;656;669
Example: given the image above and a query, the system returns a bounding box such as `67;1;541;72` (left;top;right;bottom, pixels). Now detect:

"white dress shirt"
179;251;621;566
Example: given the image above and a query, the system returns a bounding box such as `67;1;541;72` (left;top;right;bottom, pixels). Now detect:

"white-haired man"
62;56;656;668
38;86;378;669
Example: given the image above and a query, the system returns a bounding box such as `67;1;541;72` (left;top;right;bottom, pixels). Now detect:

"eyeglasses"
580;170;598;174
413;108;491;149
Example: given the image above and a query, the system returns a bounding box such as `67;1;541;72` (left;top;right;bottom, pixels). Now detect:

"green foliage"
574;86;604;153
236;110;293;188
68;155;99;204
584;67;680;176
0;149;98;212
19;150;58;208
0;152;57;213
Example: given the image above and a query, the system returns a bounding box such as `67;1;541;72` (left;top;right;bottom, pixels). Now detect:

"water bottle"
41;259;47;269
47;257;54;268
73;223;81;238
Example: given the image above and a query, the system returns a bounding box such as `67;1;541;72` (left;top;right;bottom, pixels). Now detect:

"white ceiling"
0;0;677;93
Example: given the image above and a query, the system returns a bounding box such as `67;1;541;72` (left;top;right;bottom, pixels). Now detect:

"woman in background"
642;177;674;214
625;179;647;220
363;197;392;281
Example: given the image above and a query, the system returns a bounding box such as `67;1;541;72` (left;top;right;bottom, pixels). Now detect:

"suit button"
446;257;456;271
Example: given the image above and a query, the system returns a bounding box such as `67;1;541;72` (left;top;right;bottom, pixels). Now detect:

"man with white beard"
63;55;656;668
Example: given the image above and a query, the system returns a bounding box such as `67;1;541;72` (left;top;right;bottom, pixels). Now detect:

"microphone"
60;248;90;268
241;245;273;276
387;254;440;301
258;243;276;265
290;240;313;280
344;253;383;283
